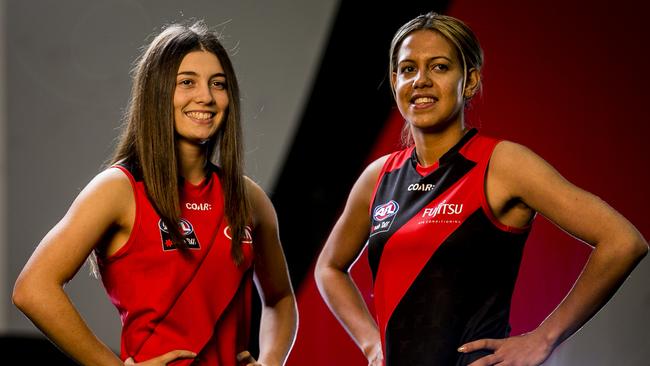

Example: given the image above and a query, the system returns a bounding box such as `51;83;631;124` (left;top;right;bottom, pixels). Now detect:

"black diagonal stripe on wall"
248;2;451;356
271;1;451;290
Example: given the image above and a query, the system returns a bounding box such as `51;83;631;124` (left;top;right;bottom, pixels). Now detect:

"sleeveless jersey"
98;163;254;365
367;129;531;365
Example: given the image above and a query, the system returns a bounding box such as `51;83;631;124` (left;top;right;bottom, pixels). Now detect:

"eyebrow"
176;71;226;78
398;56;454;64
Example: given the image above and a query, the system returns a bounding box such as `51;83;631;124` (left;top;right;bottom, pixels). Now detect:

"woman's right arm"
12;169;198;366
12;168;132;365
315;156;388;366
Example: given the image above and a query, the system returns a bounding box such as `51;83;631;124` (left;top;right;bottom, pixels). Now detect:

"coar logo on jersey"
370;200;399;236
224;225;253;245
159;218;201;251
408;183;435;192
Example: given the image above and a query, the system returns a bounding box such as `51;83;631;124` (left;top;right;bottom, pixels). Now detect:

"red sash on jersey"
131;217;254;364
369;136;499;350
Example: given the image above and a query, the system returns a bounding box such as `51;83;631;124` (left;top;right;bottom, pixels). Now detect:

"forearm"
315;265;381;359
257;294;298;366
536;235;647;348
13;282;122;366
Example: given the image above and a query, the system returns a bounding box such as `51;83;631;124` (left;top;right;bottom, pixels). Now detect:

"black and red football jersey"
368;129;531;365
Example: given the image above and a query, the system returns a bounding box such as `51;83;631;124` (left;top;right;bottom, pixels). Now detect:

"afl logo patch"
370;200;399;237
373;200;399;221
159;218;201;251
159;218;194;236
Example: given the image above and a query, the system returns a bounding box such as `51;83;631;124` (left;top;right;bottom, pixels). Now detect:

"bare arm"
462;141;648;365
314;156;388;365
12;169;198;366
247;178;298;366
12;169;131;366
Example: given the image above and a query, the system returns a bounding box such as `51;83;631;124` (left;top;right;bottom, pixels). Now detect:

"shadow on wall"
0;335;79;365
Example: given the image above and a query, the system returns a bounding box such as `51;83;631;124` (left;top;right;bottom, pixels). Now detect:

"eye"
432;64;449;72
178;79;194;87
400;65;416;74
211;80;227;90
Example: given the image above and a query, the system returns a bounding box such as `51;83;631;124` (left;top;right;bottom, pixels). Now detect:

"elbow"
12;277;32;313
617;233;649;265
632;237;649;261
314;257;325;286
314;255;348;296
314;255;333;291
12;272;51;315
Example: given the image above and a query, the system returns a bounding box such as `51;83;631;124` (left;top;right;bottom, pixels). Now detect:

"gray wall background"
1;0;338;352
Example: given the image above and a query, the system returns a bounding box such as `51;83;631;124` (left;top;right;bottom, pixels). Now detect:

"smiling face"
173;50;229;145
392;30;475;134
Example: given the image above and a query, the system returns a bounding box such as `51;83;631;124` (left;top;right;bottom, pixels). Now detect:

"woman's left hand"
459;331;553;366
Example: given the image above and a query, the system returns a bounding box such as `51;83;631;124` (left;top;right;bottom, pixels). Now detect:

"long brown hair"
111;21;250;263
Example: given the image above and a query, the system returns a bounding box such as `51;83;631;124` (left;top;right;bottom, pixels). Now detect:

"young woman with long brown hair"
13;22;297;366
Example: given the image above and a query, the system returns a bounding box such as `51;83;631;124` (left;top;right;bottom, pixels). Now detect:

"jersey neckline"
410;128;478;177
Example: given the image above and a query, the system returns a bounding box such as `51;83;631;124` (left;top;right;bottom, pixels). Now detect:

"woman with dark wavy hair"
315;12;647;366
13;21;297;366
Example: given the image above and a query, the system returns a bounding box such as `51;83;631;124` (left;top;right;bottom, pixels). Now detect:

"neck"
176;139;209;185
411;121;465;167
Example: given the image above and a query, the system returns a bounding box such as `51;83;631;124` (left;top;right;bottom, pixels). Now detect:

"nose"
194;82;215;104
414;69;432;89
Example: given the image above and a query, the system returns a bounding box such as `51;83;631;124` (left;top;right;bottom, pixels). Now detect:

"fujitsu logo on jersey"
408;183;435;191
373;200;399;221
422;200;464;218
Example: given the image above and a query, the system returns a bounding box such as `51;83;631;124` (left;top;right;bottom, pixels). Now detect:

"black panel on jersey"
385;209;528;366
367;130;478;279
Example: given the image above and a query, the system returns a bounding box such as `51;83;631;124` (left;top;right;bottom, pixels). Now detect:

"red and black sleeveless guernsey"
368;129;531;365
97;163;254;365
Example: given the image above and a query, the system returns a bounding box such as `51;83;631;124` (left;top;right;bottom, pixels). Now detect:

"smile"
185;111;215;120
413;97;435;105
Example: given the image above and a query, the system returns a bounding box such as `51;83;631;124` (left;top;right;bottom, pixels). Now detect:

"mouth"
185;111;216;121
410;95;438;107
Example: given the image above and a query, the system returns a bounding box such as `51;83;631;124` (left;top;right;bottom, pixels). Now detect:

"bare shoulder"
490;140;541;171
354;154;391;197
88;167;133;192
243;176;270;208
361;155;390;181
488;140;557;194
70;168;135;226
83;168;133;205
243;176;276;228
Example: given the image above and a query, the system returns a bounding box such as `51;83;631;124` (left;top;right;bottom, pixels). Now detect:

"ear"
464;68;481;99
391;71;397;92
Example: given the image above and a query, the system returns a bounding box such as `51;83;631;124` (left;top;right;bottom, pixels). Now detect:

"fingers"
157;350;198;363
458;338;504;353
467;354;502;366
237;350;257;364
124;350;197;365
